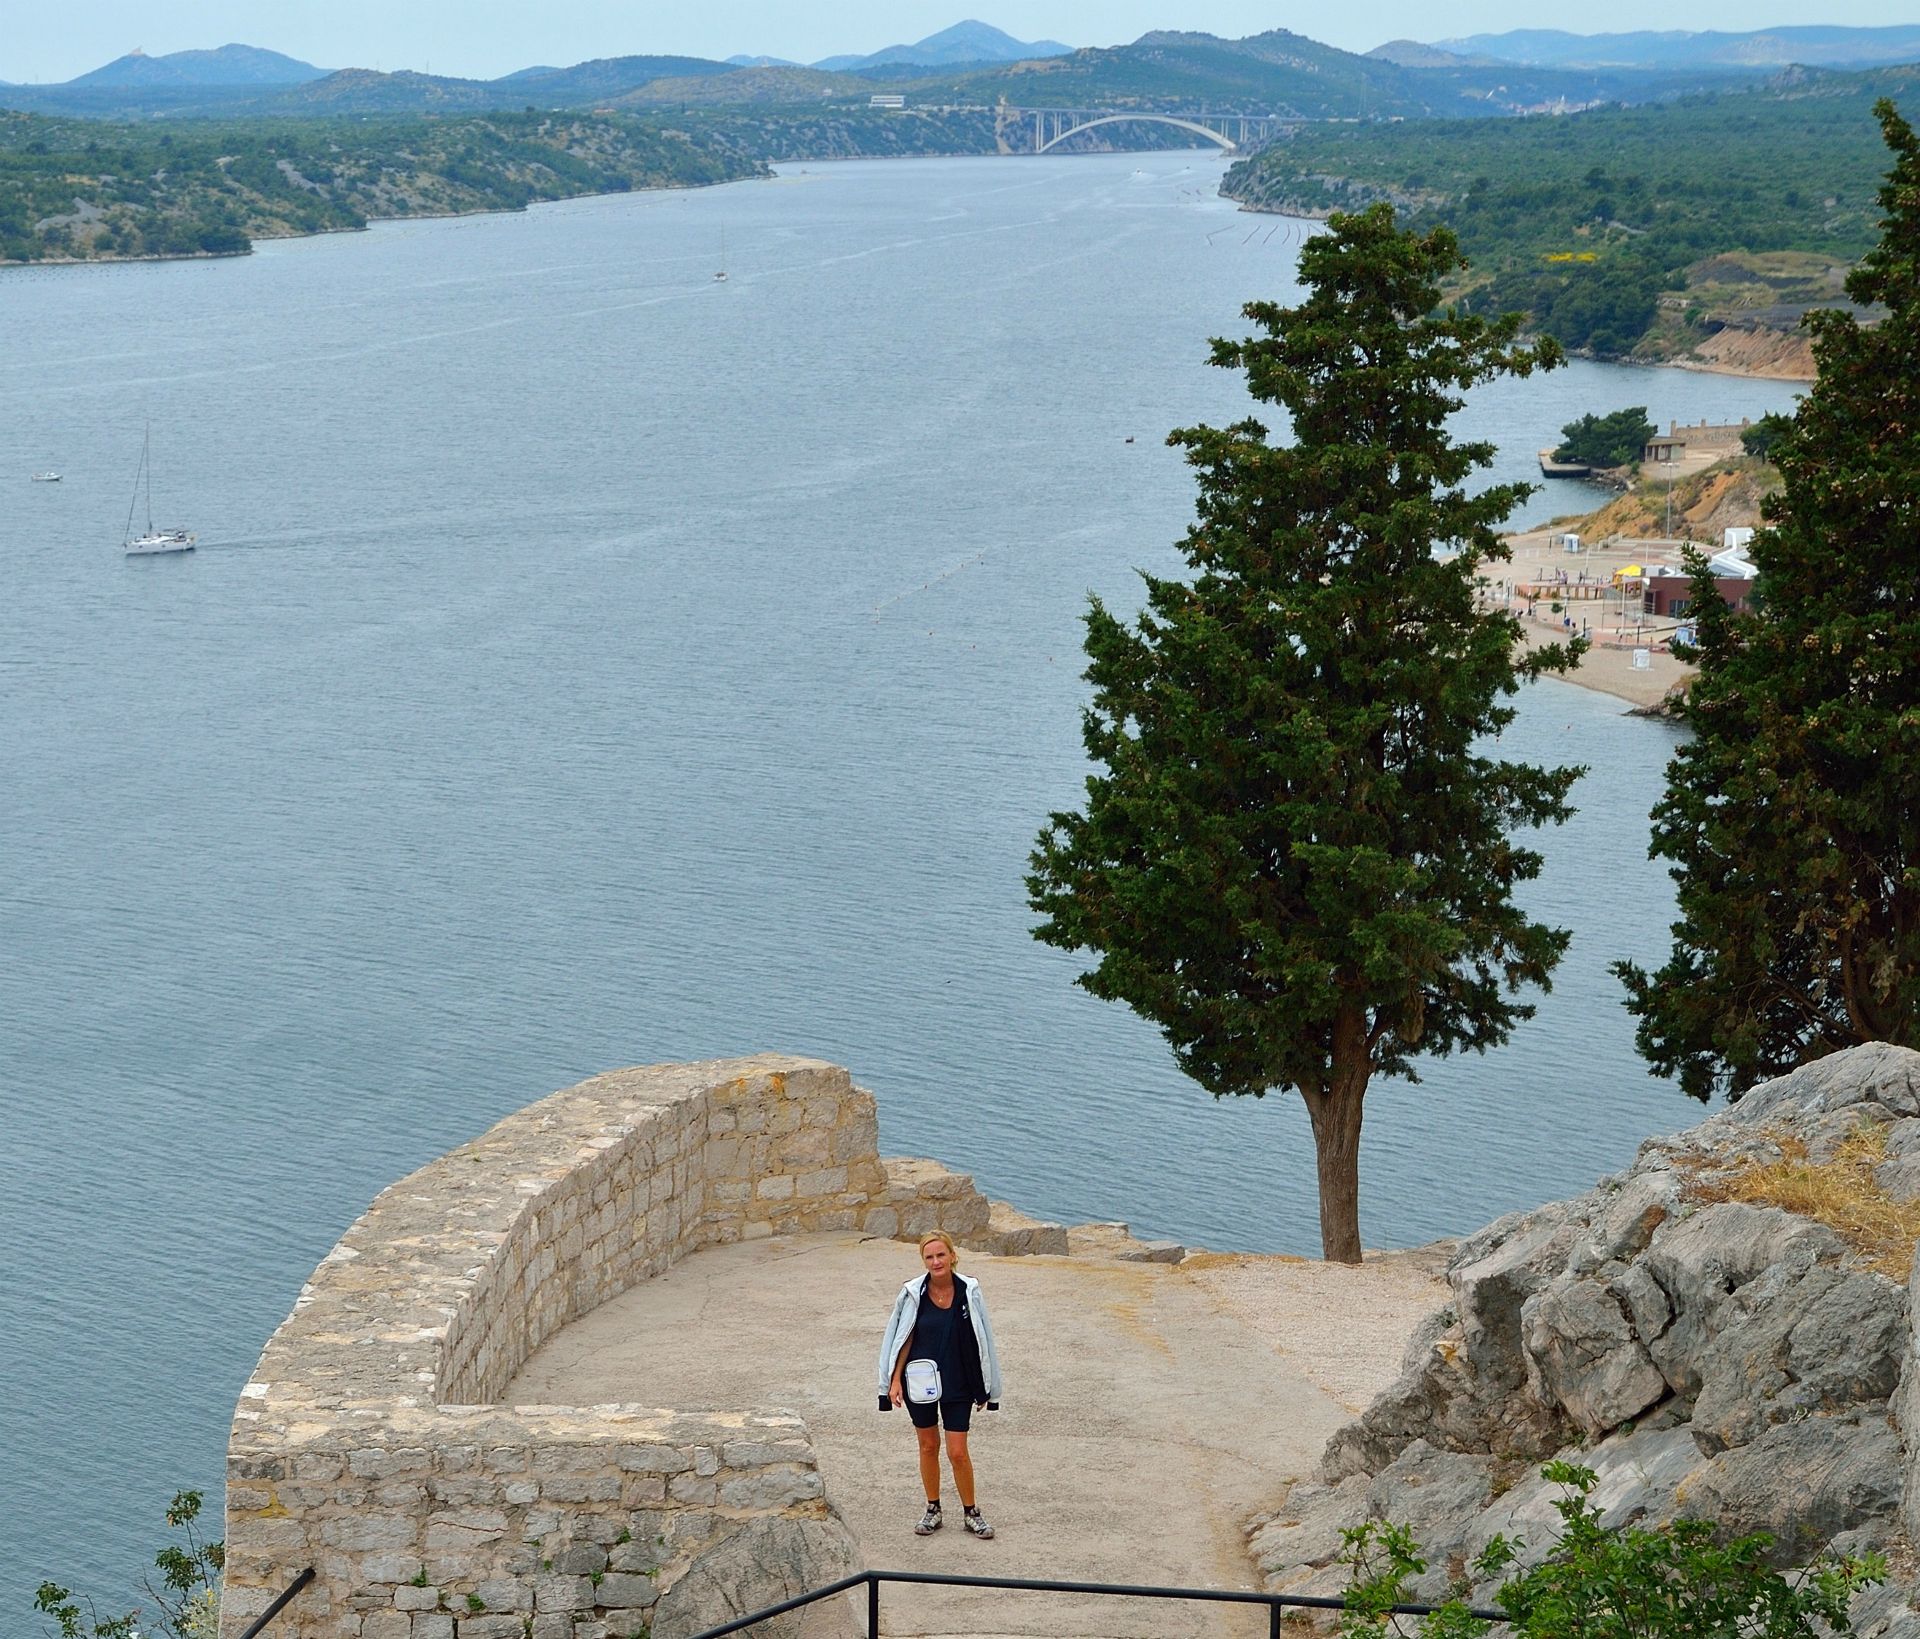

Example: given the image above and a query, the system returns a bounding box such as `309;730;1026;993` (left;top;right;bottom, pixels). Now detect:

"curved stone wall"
222;1055;991;1639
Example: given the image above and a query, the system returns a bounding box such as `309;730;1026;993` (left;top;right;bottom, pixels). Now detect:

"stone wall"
223;1055;1017;1639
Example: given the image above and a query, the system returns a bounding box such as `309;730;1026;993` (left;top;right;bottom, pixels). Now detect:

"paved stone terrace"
508;1232;1447;1638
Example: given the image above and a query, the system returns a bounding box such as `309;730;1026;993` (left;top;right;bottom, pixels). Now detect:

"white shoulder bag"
903;1357;943;1404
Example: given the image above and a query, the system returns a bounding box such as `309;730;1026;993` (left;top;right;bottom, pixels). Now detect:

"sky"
4;1;1918;83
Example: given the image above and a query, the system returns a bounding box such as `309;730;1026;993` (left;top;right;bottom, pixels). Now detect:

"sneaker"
914;1502;943;1536
963;1508;994;1540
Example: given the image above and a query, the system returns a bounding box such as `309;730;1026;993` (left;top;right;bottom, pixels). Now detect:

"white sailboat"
123;423;195;555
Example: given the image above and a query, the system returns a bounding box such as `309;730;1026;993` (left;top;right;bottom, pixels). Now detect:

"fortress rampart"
222;1055;1022;1639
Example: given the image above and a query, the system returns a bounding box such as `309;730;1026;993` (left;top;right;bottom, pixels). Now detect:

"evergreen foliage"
1553;407;1655;469
1027;204;1582;1261
1616;101;1920;1100
1337;1461;1883;1638
1740;412;1796;461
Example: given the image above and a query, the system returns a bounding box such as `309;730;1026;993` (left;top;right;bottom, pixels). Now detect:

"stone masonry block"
620;1474;667;1508
534;1574;594;1612
475;1579;535;1612
595;1572;662;1610
553;1544;607;1575
535;1474;621;1504
616;1443;692;1474
717;1468;824;1510
668;1473;719;1505
721;1438;813;1468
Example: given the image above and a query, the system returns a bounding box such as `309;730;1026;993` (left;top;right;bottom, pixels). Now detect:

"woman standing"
875;1231;1002;1538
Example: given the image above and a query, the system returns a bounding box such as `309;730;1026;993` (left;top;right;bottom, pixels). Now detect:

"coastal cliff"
1252;1043;1920;1636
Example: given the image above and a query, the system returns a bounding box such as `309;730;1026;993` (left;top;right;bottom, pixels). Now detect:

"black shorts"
906;1397;973;1432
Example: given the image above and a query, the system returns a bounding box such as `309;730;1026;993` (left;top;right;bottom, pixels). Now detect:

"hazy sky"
6;1;1918;83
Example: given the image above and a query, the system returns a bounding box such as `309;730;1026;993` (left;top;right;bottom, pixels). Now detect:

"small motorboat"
31;471;61;482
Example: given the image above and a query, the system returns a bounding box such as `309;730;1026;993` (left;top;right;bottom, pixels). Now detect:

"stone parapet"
224;1056;1000;1639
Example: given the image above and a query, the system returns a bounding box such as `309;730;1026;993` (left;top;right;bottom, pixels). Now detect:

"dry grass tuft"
1692;1124;1920;1279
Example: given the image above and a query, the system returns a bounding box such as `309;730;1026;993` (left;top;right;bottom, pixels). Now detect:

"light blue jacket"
875;1271;1003;1409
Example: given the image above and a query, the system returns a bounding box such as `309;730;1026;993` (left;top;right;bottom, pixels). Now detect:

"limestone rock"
1587;1169;1684;1264
1063;1220;1184;1262
1397;1303;1458;1376
1724;1043;1920;1127
1690;1265;1906;1453
1874;1120;1920;1203
1361;1441;1496;1599
1460;1425;1705;1580
1639;1202;1845;1397
1265;1043;1920;1623
649;1515;860;1639
974;1200;1069;1257
1247;1474;1368;1584
1521;1275;1669;1437
1681;1415;1903;1564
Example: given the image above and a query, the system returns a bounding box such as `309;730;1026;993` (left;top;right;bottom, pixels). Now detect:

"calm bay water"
0;153;1803;1610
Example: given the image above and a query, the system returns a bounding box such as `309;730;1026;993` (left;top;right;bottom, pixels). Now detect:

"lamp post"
1662;459;1676;542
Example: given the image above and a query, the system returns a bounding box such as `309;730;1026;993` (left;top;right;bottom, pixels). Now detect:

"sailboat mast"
144;421;154;535
123;427;147;545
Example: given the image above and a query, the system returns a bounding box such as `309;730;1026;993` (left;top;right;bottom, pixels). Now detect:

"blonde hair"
918;1230;960;1268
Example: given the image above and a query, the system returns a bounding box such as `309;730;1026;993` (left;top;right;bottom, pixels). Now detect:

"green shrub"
1335;1461;1883;1639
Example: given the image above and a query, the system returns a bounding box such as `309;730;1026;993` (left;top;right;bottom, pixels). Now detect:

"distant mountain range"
810;20;1068;72
7;20;1067;93
1432;24;1920;71
68;43;328;86
5;21;1916;125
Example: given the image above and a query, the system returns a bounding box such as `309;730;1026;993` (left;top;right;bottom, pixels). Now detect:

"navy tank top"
912;1280;968;1400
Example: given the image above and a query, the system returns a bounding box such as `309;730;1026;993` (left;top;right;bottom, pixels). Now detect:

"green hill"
0;109;763;264
1219;66;1919;357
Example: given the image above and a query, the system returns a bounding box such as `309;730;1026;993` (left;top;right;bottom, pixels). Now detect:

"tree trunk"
1305;1017;1371;1264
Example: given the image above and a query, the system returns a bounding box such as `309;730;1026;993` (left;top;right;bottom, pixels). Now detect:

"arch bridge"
1016;108;1294;155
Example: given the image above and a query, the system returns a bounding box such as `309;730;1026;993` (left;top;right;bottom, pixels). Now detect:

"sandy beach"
1496;526;1699;711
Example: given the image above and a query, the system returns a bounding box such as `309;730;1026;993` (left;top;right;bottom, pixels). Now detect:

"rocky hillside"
1254;1043;1920;1637
1557;454;1781;543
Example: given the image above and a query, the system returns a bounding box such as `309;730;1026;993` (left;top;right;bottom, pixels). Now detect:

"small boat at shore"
122;423;195;556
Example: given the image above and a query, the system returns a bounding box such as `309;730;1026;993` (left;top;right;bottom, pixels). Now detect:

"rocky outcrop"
1256;1044;1920;1635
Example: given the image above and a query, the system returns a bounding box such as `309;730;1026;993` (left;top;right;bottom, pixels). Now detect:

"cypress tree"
1618;102;1920;1099
1028;203;1581;1262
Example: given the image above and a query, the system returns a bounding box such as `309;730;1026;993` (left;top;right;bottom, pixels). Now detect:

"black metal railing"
686;1567;1506;1639
235;1567;316;1639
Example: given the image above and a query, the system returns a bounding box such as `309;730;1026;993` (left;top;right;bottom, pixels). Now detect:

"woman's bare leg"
915;1424;942;1501
944;1429;975;1509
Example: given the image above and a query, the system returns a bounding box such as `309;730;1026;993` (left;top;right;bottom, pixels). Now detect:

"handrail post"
235;1566;316;1639
1268;1597;1282;1639
867;1571;880;1639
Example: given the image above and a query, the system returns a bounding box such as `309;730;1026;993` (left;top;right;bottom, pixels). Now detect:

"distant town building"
870;94;906;108
1644;431;1689;464
1642;562;1756;619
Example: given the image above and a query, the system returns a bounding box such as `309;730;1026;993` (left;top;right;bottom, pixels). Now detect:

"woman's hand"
889;1376;904;1408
